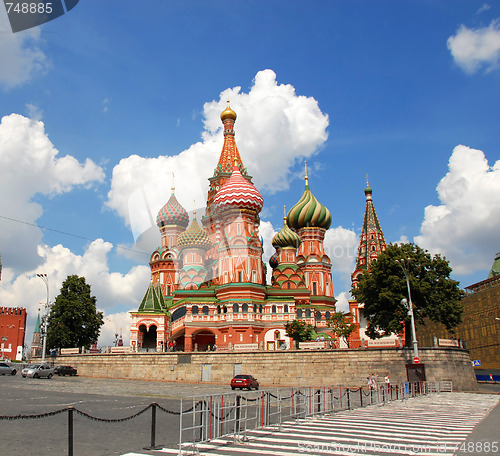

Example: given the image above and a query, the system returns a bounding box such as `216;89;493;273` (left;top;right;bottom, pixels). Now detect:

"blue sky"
1;1;499;346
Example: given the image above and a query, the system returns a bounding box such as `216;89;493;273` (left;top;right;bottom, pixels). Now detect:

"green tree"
47;275;104;350
285;319;314;348
327;311;356;348
352;243;464;342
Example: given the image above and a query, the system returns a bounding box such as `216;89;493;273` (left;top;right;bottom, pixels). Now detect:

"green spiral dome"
272;219;301;248
287;182;332;230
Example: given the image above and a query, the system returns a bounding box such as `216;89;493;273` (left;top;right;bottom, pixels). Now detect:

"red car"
231;374;259;390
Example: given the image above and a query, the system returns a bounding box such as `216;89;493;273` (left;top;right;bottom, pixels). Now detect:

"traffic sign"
413;357;420;364
473;360;481;367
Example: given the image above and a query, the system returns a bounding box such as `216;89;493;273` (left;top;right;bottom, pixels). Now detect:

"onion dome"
287;162;331;230
156;190;189;228
269;252;279;269
213;163;264;212
220;101;237;122
177;213;212;251
365;177;372;196
272;212;301;249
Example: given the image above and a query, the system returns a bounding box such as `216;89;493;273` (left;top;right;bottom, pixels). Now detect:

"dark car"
54;365;78;376
0;362;17;375
231;374;259;390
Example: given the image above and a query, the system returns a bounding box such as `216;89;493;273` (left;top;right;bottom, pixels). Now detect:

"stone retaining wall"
58;347;477;391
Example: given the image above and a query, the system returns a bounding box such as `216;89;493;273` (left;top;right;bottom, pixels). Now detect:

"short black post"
150;403;157;449
68;407;74;456
360;388;363;408
370;387;373;405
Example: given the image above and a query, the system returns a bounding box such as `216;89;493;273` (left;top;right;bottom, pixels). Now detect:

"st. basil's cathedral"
130;103;385;351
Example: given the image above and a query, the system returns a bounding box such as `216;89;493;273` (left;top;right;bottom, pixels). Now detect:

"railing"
178;381;450;454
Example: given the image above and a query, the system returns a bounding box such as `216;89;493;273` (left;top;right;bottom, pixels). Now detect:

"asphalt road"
2;374;499;456
0;374;232;456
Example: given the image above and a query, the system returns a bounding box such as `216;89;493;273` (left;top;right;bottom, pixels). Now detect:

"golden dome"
220;100;237;121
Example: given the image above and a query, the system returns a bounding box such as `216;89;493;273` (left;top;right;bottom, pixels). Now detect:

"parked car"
55;365;77;376
0;362;17;375
21;364;55;379
230;374;259;390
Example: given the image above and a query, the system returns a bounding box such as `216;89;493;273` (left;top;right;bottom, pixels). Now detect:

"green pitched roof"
489;252;500;278
33;311;41;333
138;283;168;313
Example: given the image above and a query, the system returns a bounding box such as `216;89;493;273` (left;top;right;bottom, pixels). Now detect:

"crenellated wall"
57;347;477;391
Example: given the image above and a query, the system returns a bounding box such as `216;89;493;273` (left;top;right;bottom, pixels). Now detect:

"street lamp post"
396;258;419;360
36;273;50;363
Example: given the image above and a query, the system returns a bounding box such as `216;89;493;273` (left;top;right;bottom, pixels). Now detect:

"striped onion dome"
213;164;263;212
269;252;279;269
287;178;331;230
156;192;189;228
177;213;212;251
272;217;301;249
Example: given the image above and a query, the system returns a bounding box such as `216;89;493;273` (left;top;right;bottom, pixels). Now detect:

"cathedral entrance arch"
192;329;216;351
139;324;157;351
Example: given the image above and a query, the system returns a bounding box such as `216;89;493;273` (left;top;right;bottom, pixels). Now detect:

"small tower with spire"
31;309;42;359
351;179;387;288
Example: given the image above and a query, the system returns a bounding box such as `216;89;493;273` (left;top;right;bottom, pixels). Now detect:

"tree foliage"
327;311;356;348
285;319;314;347
47;275;104;350
351;243;464;340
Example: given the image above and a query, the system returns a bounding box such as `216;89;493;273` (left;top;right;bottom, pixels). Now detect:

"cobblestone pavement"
4;373;234;399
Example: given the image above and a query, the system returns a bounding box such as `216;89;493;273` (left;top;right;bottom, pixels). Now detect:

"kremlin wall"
58;347;477;391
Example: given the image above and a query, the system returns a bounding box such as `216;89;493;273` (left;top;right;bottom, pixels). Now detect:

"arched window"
313;283;317;295
233;304;239;313
272;305;277;314
284;305;289;313
296;309;303;318
325;311;331;320
274;330;280;340
171;307;187;322
287;282;291;289
242;303;248;313
192;305;199;315
202;306;209;315
167;285;171;296
238;271;242;282
305;309;311;318
217;305;221;314
260;305;263;313
315;311;322;320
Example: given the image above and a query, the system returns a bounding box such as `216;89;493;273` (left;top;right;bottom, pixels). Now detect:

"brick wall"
58;347;477;391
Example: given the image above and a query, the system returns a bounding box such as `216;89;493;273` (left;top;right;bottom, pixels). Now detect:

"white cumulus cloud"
0;240;150;348
0;114;105;273
0;8;51;88
415;145;500;274
106;69;329;241
447;20;500;73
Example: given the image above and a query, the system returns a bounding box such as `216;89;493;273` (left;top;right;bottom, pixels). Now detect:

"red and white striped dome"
213;164;263;212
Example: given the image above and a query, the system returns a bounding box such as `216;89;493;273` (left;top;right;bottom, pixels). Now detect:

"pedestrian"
371;373;378;390
368;374;374;390
385;374;391;393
